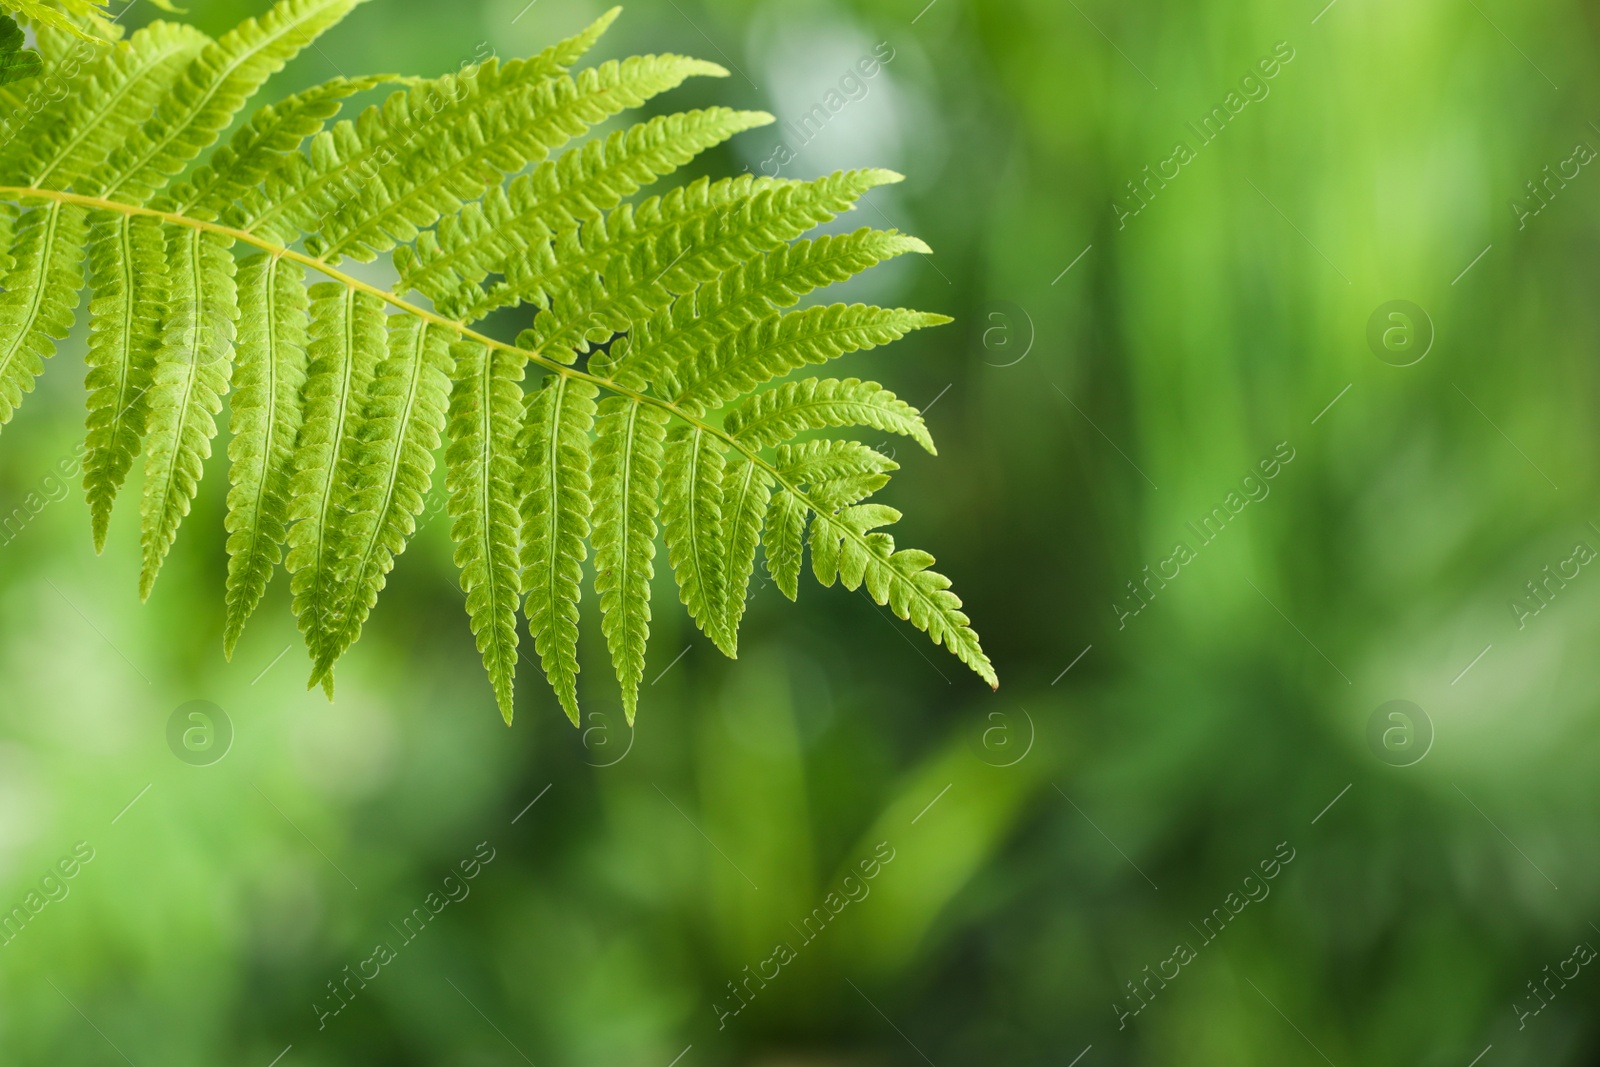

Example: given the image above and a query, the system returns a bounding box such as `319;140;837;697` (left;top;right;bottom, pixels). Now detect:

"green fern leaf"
592;396;669;722
447;339;530;723
519;372;596;724
662;423;732;653
285;284;384;683
725;377;934;454
0;200;88;430
223;252;309;656
83;212;164;550
810;504;997;689
313;315;452;688
0;5;997;720
140;227;236;598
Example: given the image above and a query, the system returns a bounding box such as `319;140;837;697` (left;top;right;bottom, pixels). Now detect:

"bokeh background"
2;0;1599;1063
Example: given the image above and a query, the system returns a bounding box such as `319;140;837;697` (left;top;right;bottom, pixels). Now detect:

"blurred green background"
3;0;1599;1063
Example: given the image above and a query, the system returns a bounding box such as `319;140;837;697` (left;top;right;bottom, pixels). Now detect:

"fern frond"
725;377;934;454
447;339;530;723
592;396;669;722
810;504;997;689
95;0;366;204
0;200;88;430
312;314;452;688
662;423;731;653
518;372;595;724
140;227;236;598
83;211;163;550
284;284;383;682
0;4;997;721
223;253;308;656
395;107;773;315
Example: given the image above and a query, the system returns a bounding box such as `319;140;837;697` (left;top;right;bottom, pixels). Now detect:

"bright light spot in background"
744;5;951;305
0;743;54;880
742;4;912;183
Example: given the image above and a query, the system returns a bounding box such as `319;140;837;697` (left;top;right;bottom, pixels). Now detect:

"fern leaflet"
448;338;530;723
224;252;308;654
518;372;594;724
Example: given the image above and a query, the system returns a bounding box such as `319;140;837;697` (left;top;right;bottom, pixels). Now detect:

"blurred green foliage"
2;0;1599;1064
